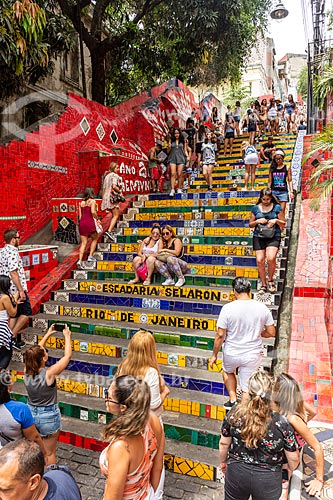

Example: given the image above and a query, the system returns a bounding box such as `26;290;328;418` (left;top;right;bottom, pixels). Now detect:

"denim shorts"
272;190;289;202
28;403;61;437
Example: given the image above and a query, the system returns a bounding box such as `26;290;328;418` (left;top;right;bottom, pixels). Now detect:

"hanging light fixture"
270;2;289;20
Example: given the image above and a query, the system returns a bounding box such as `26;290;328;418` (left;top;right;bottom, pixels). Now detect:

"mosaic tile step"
25;319;276;366
30;317;220;350
119;225;291;240
195;173;269;181
12;359;228;397
63;280;282;305
112;235;264;246
91;251;260;267
132;210;253;222
57;416;222;480
121;225;252;238
40;301;220;331
190;179;268;187
71;269;261;288
53;290;227;317
96;242;256;257
87;260;263;279
52;289;280;319
138;204;255;214
125;219;250;229
138;192;259;204
11;386;226;435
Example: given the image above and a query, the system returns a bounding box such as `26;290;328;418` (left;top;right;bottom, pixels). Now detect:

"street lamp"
270;2;289;20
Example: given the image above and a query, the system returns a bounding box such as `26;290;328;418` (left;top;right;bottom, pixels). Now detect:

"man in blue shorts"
0;439;82;499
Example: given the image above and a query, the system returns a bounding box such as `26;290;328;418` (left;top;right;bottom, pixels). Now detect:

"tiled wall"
0;80;197;244
19;245;58;291
289;135;333;422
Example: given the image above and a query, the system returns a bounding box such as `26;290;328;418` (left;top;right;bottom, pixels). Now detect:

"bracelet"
12;301;17;307
315;478;325;484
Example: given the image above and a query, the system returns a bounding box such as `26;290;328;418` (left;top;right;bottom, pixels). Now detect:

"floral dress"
101;172;123;210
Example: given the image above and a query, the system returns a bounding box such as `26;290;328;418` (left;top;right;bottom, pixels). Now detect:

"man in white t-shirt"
209;277;275;410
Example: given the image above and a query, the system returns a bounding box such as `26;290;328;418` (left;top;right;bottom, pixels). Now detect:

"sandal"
143;279;151;286
258;285;268;295
128;279;140;284
268;281;277;293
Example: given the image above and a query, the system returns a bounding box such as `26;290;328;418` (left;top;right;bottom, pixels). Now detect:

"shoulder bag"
256;223;275;239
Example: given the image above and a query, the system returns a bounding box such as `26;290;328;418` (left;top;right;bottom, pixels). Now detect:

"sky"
269;0;308;60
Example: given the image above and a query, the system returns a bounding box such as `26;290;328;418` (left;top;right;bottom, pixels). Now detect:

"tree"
297;64;308;101
314;66;333;109
0;0;73;100
56;0;272;105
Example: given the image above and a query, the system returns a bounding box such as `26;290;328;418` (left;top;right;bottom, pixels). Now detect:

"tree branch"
91;0;111;40
132;0;165;24
57;0;96;51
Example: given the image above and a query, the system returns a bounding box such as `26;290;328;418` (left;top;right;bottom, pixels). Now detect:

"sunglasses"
162;231;170;236
103;387;120;404
14;236;20;239
275;157;284;161
139;328;153;335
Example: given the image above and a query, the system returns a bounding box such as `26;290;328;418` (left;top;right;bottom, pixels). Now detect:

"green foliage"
0;0;73;99
57;0;272;104
297;65;308;100
305;125;333;210
313;65;333;109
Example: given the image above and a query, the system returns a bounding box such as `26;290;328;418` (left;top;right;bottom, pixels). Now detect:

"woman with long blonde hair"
100;375;165;500
116;330;169;419
273;373;325;497
219;370;299;500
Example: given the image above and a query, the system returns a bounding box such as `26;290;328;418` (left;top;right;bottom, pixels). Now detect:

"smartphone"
53;323;66;332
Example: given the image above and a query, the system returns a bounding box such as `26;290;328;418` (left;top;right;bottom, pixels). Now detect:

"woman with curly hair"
100;375;165;500
219;370;299;500
273;373;325;497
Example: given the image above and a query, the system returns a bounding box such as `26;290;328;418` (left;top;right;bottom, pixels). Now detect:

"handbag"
157;250;172;263
94;219;103;234
136;261;148;281
256;223;275;239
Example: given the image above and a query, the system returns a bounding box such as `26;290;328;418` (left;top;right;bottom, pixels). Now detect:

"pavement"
57;422;333;500
57;442;224;500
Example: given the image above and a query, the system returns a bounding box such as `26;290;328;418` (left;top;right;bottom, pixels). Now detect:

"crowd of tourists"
0;88;324;499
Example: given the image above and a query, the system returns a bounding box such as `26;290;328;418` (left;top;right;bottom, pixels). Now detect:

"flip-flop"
143;280;151;286
258;285;268;294
268;281;277;293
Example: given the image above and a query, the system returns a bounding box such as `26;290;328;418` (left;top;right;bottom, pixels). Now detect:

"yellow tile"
178;355;186;367
173;457;214;480
216;406;226;421
210;405;217;419
191;402;200;416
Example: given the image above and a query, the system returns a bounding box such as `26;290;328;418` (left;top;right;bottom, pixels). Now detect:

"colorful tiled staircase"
12;133;297;481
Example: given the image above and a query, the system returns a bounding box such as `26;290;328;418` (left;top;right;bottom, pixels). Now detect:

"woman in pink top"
100;375;165;500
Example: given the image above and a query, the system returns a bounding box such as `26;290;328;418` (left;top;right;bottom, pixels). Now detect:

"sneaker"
87;256;96;262
175;277;185;287
162;278;175;286
12;339;26;350
177;189;183;194
224;400;237;412
169;189;175;197
105;231;116;242
77;261;84;269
